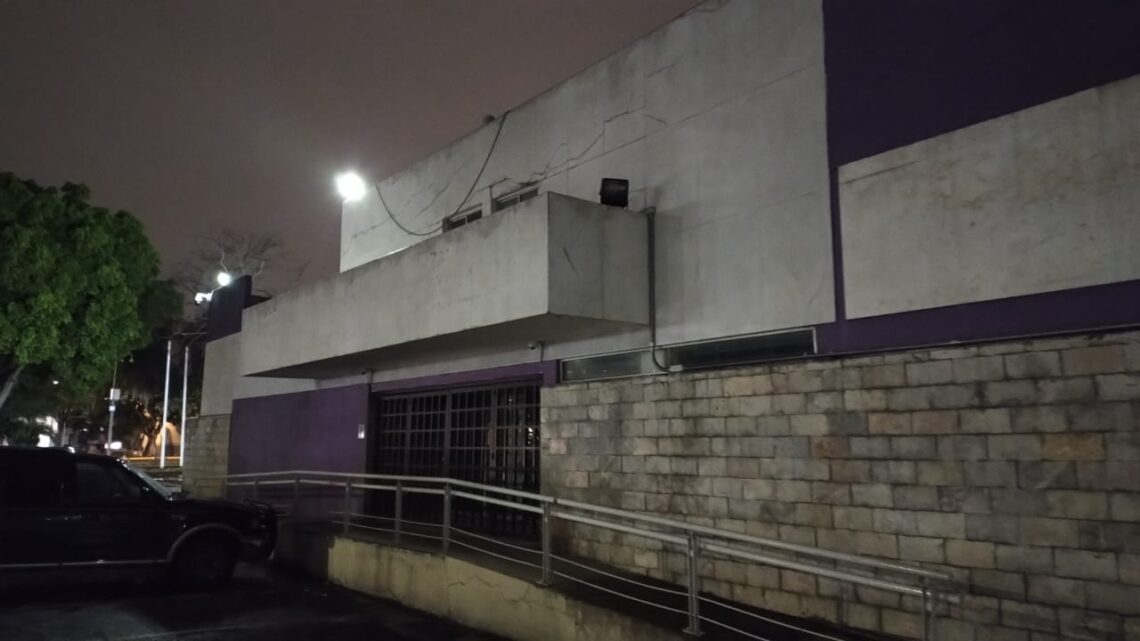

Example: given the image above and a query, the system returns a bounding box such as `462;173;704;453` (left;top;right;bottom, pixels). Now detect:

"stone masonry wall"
182;413;230;498
541;331;1140;640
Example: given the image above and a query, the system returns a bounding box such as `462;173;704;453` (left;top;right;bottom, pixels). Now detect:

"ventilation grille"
560;329;816;383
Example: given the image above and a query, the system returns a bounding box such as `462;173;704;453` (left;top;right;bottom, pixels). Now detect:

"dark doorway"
368;381;541;539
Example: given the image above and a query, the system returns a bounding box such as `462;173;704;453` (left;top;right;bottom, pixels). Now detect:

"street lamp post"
179;343;190;466
108;362;118;450
159;339;172;468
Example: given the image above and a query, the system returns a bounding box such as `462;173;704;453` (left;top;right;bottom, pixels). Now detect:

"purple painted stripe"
826;167;846;325
817;279;1140;354
370;360;558;394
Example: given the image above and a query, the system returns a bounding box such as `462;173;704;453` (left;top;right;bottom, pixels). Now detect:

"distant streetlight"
335;171;367;202
195;272;233;304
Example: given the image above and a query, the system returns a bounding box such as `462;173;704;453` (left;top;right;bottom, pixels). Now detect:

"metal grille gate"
369;381;541;539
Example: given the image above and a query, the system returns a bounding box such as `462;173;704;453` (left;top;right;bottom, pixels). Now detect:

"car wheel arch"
166;523;241;564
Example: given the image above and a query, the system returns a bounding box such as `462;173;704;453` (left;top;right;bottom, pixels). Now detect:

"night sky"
0;0;697;292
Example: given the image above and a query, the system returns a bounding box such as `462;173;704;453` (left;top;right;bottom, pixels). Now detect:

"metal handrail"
216;469;949;581
209;469;959;640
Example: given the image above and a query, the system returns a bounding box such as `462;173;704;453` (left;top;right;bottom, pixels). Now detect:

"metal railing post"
342;479;352;535
924;586;939;641
442;483;452;555
684;533;703;636
540;501;552;586
394;480;403;545
922;587;930;641
252;478;260;501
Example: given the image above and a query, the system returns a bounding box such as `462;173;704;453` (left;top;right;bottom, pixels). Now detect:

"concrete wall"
547;195;647;324
200;336;240;417
542;331;1140;640
201;334;316;416
841;74;1140;319
242;194;648;378
340;0;834;356
323;0;1140;385
324;536;686;641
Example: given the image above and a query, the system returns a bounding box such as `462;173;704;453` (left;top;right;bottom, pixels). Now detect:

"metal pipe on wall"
643;206;674;373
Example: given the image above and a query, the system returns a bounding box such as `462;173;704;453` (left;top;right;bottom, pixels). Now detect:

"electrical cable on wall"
373;110;511;237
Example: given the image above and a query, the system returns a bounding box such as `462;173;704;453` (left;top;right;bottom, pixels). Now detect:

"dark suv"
0;447;275;588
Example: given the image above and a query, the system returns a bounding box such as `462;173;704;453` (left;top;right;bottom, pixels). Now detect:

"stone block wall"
182;413;231;498
541;331;1140;640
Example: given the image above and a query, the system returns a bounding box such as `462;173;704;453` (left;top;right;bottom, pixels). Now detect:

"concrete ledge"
240;192;648;379
325;536;685;641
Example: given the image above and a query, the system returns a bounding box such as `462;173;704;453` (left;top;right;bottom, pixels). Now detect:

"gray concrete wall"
240;194;647;377
339;0;834;359
201;334;316;415
542;331;1140;640
200;336;240;417
841;73;1140;319
547;194;648;324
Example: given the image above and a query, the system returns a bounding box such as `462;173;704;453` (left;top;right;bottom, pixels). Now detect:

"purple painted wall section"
818;0;1140;352
229;384;368;475
822;0;1140;167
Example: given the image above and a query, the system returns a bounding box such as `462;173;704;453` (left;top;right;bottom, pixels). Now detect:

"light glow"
335;171;367;203
216;272;233;287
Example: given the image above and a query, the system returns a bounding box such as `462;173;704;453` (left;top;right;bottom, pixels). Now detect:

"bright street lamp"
195;271;235;305
335;171;367;203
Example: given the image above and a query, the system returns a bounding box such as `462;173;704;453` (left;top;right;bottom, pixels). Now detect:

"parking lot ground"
0;565;505;641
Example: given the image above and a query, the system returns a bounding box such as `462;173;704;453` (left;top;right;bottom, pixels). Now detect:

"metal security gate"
369;381;541;538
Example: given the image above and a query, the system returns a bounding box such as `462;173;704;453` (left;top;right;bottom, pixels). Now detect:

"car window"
74;460;143;504
0;452;66;507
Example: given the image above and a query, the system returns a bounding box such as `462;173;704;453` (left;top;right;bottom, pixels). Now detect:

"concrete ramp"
318;536;685;641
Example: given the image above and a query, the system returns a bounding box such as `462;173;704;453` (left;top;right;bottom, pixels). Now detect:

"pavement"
0;565;505;641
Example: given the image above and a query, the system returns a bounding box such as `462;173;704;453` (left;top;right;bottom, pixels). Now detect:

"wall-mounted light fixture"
600;178;630;208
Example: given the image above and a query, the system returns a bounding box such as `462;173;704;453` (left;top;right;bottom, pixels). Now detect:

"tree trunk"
0;364;25;413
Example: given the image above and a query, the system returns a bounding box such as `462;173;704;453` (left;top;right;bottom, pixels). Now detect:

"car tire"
172;534;237;590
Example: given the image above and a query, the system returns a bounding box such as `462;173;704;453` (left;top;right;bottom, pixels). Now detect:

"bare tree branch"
173;229;307;299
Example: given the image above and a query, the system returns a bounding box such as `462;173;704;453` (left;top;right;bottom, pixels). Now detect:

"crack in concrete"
345;157;472;247
646;60;678;79
562;247;578;276
445;573;498;592
408;158;473;218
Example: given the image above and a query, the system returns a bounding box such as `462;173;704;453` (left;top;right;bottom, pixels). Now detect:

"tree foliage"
0;172;180;415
